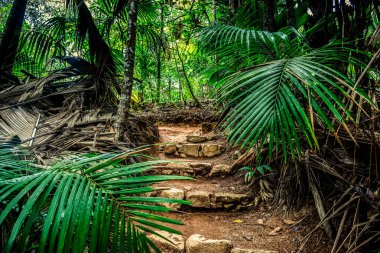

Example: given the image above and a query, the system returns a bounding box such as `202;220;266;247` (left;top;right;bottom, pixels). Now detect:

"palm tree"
115;0;139;141
0;0;118;105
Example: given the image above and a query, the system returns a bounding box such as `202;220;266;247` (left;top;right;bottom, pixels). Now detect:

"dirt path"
149;124;330;253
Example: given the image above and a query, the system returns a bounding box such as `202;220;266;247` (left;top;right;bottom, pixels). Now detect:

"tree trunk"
229;0;238;16
0;0;27;73
263;0;276;31
176;44;201;107
285;0;295;27
168;76;172;101
175;61;184;105
114;0;138;141
213;0;217;23
156;4;164;104
156;51;161;104
213;0;219;65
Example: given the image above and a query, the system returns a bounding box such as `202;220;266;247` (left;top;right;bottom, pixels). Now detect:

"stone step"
162;143;226;158
151;162;233;178
148;232;278;253
152;186;254;211
185;134;221;143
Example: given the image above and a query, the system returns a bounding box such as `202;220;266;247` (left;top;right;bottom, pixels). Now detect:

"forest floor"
147;122;332;253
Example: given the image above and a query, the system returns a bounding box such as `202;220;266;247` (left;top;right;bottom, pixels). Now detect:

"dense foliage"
1;0;380;252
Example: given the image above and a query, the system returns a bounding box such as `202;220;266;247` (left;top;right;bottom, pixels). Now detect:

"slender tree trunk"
263;0;276;31
115;0;138;141
176;44;201;107
175;61;184;105
0;0;27;73
148;81;153;103
179;81;184;105
156;4;164;104
168;76;171;101
156;51;161;104
213;0;219;65
285;0;295;27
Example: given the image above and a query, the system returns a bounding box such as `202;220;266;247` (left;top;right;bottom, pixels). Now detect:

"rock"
189;163;212;176
268;227;282;236
210;193;249;209
209;164;232;177
178;144;200;157
162;170;173;175
160;188;185;210
186;234;233;253
283;219;296;225
187;135;207;143
189;162;212;169
164;144;177;154
186;191;211;208
180;153;187;158
213;192;249;204
147;231;185;253
256;219;265;225
201;122;213;133
202;144;224;157
232;249;278;253
184;186;192;191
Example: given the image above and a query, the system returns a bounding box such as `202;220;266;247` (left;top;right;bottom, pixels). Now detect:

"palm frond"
18;30;66;73
75;0;116;74
200;25;375;159
0;144;191;253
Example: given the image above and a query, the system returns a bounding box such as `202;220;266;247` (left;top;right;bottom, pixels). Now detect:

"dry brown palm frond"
0;106;159;160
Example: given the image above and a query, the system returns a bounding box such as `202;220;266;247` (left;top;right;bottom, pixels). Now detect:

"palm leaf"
200;25;376;159
0;143;191;253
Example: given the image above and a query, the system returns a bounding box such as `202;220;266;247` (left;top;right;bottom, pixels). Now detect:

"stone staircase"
147;125;280;253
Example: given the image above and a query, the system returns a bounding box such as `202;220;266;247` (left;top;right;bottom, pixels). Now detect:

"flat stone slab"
151;162;212;178
189;163;212;176
185;190;252;210
186;135;207;143
211;192;251;209
159;188;185;210
201;144;225;157
186;234;233;253
164;144;177;154
186;191;211;208
162;143;225;158
178;144;200;157
208;164;232;177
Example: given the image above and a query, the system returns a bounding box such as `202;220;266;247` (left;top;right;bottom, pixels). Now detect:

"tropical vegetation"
1;0;380;252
